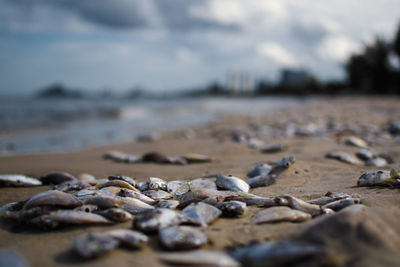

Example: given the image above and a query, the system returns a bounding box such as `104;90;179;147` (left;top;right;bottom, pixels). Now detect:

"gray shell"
356;149;377;161
97;208;133;222
106;229;148;248
182;202;222;227
251;207;311;224
182;153;212;163
118;188;158;205
167;180;190;196
73;232;119;259
143;190;173;200
216;201;247;217
149;177;167;191
365;157;387;167
160;250;240;267
345;136;368;148
108;175;137;187
325;151;363;165
216;175;249;193
230;241;325;267
357;170;392;186
281;195;321;216
247;164;272;178
190;178;217;190
23;190;81;210
247;175;275;188
156;200;180;209
159;226;208;250
133;208;185;233
261;143;286;153
322;198;361;211
117;197;155;214
0;174;42;187
43;210;112;225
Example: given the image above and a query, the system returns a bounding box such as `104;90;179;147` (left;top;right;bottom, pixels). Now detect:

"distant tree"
394;23;400;58
346;38;391;94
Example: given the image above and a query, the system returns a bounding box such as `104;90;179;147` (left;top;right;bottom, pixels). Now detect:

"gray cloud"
3;0;239;31
291;21;330;46
155;0;240;31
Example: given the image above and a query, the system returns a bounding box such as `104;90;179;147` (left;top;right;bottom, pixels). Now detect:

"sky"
0;0;399;95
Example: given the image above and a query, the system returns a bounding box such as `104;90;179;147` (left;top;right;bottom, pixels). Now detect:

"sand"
1;97;400;266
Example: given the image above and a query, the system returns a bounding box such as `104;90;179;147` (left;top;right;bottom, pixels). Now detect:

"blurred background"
0;0;399;154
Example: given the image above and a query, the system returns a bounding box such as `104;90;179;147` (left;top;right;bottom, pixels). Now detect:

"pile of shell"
326;136;393;167
103;151;212;165
0;155;363;263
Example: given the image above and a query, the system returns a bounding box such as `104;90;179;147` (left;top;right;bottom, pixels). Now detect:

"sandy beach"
1;97;400;267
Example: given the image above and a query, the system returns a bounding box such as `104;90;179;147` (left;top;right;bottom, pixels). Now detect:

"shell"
216;201;247;217
365;157;388;167
182;202;222;227
97;186;122;197
74;205;99;213
251;207;311;224
357;169;399;186
155;200;180;209
247;164;272;178
97;208;133;222
108;175;137;187
137;181;150;192
261;143;287;153
0;174;42;187
40;172;76;185
23;190;81;210
274;155;296;168
216;175;249;193
133;208;186;233
345;136;368;148
143;190;173;201
106;229;148;248
281;195;321;216
182;153;212;163
100;180;137;191
247;138;264;149
322;198;361;211
84;196;120;209
118;197;154;214
190;178;217;190
149;177;167;191
159;226;208;250
118;188;157;205
167;181;190;196
230;241;325;266
103;151;141;163
356;149;377;161
247;175;275;188
73;232;119;259
73;188;98;200
44;210;112;225
325;151;363;165
77;173;97;184
160;250;239;267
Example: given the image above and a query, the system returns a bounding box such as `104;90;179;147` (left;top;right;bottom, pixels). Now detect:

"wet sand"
1;97;400;266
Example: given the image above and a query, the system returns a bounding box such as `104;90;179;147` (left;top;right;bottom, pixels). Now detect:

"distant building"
279;69;313;88
226;71;254;93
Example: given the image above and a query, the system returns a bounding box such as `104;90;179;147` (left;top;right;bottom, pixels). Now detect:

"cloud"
317;34;360;61
1;0;240;32
257;42;297;67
